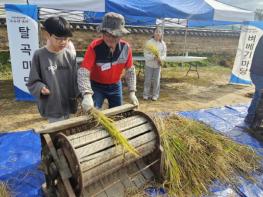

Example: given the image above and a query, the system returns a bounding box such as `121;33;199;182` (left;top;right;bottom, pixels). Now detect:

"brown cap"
97;12;129;37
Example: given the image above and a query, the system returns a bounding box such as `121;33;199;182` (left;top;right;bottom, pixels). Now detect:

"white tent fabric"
39;8;84;22
1;0;27;5
28;0;105;12
205;0;254;22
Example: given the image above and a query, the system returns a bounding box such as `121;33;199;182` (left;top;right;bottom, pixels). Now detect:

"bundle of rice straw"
0;182;11;197
90;108;139;157
152;114;262;197
145;43;163;66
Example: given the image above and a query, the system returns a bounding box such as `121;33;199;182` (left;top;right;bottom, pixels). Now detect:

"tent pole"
161;18;165;39
183;20;188;56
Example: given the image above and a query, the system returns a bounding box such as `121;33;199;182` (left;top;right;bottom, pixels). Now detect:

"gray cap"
98;12;129;37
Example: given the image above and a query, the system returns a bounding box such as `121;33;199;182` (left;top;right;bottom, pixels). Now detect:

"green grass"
163;53;234;69
0;52;12;80
0;63;12;80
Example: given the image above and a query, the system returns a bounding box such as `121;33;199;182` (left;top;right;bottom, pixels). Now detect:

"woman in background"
143;26;167;101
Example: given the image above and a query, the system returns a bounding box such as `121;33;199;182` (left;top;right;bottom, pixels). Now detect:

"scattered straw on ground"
0;182;11;197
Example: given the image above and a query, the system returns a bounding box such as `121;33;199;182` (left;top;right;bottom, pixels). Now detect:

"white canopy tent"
27;0;254;22
1;0;254;23
204;0;254;22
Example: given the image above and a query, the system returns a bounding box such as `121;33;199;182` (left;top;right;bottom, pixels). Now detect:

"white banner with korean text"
5;4;39;101
229;23;263;85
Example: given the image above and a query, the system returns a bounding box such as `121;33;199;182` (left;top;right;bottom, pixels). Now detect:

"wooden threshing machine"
35;104;163;197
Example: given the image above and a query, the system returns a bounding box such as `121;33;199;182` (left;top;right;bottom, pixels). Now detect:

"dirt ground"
0;66;253;132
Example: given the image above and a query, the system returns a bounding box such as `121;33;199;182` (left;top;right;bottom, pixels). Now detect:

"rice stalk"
145;43;163;66
152;114;262;197
90;108;139;157
0;182;11;197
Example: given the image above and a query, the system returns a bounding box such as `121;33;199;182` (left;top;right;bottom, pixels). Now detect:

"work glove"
81;94;94;112
129;91;139;106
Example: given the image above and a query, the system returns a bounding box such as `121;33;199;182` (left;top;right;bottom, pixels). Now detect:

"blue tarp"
1;104;263;196
0;131;44;197
82;0;254;27
105;0;214;20
84;11;244;27
84;11;157;26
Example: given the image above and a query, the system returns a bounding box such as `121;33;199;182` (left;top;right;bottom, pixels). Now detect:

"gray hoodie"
27;47;79;118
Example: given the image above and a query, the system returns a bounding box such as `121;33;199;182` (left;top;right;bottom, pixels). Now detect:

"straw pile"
153;114;262;197
90;108;139;156
0;182;11;197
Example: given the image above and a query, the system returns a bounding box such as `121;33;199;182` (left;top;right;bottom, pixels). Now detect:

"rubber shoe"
143;96;149;100
152;97;158;101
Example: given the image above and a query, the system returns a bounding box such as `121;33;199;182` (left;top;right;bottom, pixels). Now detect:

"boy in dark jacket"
27;16;79;123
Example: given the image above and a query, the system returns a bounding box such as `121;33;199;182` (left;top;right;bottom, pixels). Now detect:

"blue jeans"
245;73;263;124
91;80;122;109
